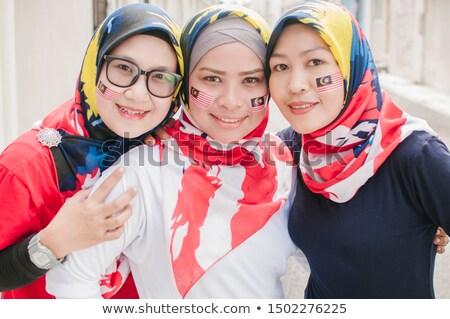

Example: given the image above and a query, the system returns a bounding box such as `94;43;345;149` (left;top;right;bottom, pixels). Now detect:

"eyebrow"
113;55;173;71
271;46;329;58
198;67;264;76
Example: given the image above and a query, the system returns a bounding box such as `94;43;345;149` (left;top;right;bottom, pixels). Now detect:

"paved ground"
282;253;449;298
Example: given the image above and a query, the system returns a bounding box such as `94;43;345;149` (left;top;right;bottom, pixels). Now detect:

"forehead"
195;42;264;70
274;23;328;52
110;34;171;55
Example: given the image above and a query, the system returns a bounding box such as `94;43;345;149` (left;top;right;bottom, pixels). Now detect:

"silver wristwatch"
28;233;65;270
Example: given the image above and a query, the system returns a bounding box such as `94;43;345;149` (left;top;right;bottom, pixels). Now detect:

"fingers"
153;125;170;141
434;227;449;255
439;233;449;245
144;134;156;146
104;225;125;241
165;118;175;128
90;167;125;202
103;187;137;217
68;188;92;201
103;205;132;241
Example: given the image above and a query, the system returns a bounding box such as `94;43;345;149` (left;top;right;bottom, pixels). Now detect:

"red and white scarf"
164;109;294;296
301;71;435;203
276;3;437;203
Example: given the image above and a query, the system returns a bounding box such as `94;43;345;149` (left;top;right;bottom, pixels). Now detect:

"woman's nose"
217;84;245;110
287;71;309;95
124;75;151;102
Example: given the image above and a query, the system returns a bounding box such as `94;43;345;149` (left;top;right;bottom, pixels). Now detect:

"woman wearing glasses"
0;3;183;299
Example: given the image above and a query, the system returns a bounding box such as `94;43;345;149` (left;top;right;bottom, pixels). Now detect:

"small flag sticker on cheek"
190;86;213;109
250;94;268;111
316;72;343;92
96;81;121;101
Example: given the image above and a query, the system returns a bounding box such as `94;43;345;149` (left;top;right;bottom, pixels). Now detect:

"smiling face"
95;34;178;138
188;41;267;144
268;23;345;134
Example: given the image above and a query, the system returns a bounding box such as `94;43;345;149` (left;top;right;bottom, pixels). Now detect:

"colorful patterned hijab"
169;4;272;166
37;3;182;195
267;0;435;202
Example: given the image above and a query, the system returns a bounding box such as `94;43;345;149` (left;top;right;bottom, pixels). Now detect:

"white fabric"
46;133;304;298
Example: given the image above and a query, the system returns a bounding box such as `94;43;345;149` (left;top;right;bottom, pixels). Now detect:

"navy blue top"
278;128;450;298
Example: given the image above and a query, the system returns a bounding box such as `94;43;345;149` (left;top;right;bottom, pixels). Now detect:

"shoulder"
108;144;164;187
275;127;302;165
384;131;450;188
0;129;54;178
392;131;448;163
120;144;162;169
276;127;301;145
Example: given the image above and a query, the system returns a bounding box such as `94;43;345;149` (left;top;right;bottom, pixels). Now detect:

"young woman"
0;3;183;298
46;4;304;299
268;0;450;298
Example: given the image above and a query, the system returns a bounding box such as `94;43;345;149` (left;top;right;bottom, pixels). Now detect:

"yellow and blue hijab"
39;3;182;194
266;0;435;202
180;4;270;111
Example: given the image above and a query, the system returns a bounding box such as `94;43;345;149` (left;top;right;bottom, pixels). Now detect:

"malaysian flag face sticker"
190;86;213;109
96;81;121;101
250;94;268;111
316;72;344;93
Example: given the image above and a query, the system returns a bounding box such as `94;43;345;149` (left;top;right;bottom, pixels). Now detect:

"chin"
113;129;144;139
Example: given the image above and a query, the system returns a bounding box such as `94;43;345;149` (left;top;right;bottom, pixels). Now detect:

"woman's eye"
308;59;324;67
204;76;221;83
243;77;259;84
117;64;132;72
273;64;288;72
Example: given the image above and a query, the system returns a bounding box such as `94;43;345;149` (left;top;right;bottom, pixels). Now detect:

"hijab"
37;3;183;195
169;4;272;166
267;0;435;202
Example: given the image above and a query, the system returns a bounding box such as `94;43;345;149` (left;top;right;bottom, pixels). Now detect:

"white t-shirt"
47;134;305;298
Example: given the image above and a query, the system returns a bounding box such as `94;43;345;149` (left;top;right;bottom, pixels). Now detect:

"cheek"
322;88;345;119
95;94;111;117
153;98;173;114
188;103;208;123
269;76;286;100
253;110;266;124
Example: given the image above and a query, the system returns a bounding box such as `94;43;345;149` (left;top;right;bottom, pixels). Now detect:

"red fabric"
0;103;138;299
166;110;269;167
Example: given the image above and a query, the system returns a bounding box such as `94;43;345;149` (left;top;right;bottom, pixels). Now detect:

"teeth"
291;104;314;109
217;117;243;123
118;105;147;115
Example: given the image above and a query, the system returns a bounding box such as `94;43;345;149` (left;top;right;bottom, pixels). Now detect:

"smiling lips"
287;101;318;114
117;104;149;119
212;114;247;126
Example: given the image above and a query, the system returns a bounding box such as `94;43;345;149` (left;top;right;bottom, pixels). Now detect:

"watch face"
34;251;51;267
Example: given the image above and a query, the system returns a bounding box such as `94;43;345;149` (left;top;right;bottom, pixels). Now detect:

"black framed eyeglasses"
103;55;182;98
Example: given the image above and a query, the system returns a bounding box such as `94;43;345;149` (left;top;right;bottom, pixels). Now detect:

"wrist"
28;232;66;270
38;229;67;259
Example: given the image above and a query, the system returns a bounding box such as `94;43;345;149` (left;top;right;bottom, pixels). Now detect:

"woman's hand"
144;118;175;146
434;227;449;254
39;167;137;259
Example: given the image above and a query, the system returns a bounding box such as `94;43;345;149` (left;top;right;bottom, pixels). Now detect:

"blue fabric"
279;129;450;298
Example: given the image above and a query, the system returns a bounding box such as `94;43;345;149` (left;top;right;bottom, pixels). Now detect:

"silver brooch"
37;127;62;148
